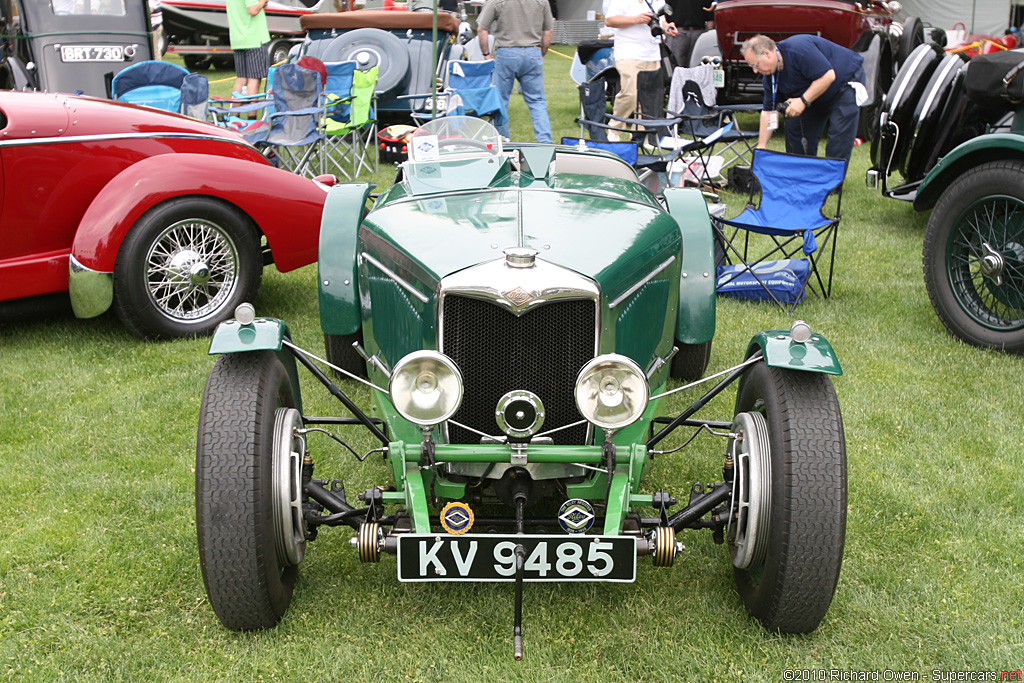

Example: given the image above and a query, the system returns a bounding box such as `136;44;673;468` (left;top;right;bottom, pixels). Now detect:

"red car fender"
71;153;328;274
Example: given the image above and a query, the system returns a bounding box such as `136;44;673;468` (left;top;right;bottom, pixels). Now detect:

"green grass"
2;52;1023;682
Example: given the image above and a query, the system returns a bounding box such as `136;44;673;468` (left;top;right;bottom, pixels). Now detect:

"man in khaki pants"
604;0;677;141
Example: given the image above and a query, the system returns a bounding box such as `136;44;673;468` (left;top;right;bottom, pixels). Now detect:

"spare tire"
898;16;925;69
872;42;943;179
319;28;411;101
903;53;968;181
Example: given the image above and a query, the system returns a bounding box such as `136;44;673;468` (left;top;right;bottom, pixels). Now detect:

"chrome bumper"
68;255;113;319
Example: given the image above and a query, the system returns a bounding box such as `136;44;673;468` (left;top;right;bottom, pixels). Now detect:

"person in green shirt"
227;0;272;96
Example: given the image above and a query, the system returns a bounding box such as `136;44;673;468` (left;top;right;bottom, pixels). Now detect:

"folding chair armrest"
605;112;683;127
710;103;762;114
209;99;271;116
574;116;619;132
665;108;720;123
269;106;324;120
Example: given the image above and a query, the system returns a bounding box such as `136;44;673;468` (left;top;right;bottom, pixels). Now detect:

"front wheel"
196;351;306;630
923;161;1024;353
113;197;262;339
729;361;846;633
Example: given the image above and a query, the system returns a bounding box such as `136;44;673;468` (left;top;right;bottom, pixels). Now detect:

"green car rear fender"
662;187;716;344
319;182;375;336
915;133;1024;211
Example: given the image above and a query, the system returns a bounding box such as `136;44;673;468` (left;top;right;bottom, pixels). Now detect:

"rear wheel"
670;340;712;381
325;331;369;379
923;161;1024;353
898;16;925;69
196;351;306;630
729;360;846;633
183;54;213;71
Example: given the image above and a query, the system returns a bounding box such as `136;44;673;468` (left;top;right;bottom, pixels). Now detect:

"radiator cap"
504;247;538;268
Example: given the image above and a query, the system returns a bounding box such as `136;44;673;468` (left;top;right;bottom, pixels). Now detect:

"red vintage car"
0;90;330;339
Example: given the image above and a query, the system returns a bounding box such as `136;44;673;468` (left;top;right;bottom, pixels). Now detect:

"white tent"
893;0;1011;36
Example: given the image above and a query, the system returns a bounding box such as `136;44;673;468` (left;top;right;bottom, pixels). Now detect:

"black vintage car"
0;0;155;98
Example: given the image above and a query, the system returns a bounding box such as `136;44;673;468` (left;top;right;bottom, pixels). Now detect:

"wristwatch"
799;94;810;107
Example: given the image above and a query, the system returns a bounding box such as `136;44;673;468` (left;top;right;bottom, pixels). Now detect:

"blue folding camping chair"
112;60;208;119
407;60;508;128
713;149;848;313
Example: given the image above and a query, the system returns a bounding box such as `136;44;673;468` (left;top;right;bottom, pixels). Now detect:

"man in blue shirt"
741;34;865;161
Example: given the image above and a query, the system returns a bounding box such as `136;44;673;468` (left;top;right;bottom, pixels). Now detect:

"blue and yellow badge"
558;499;595;534
440;501;475;535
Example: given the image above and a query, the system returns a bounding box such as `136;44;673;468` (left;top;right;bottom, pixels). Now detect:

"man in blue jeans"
477;0;554;143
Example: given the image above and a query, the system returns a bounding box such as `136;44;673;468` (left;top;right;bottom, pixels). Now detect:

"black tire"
670;340;712;381
196;351;304;630
730;360;846;633
268;40;292;67
183;54;212;71
324;331;369;379
112;197;262;339
922;160;1024;353
898;16;925;69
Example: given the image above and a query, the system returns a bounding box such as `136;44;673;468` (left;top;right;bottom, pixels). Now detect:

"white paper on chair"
667;155;725;184
659;122;733;150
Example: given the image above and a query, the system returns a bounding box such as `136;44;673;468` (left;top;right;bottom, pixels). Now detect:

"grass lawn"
1;51;1022;682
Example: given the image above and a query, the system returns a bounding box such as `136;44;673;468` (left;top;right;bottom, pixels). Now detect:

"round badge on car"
557;499;595;534
440;502;475;535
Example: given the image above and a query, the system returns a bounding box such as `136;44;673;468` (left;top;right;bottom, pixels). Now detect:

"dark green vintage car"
195;117;847;656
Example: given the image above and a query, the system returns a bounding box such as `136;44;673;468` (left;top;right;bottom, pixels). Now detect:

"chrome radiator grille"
441;295;596;445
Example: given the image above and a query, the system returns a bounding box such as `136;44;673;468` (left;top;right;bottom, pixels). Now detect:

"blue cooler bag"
716;258;811;304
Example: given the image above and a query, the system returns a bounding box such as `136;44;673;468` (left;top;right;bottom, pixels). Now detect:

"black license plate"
397;534;636;582
60;45;124;62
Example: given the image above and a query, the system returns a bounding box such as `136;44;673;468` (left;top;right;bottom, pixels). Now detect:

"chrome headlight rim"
574;353;650;432
388;350;464;427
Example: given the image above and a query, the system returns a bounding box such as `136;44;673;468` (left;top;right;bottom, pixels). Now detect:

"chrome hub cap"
728;411;772;570
272;408;307;567
980;242;1004;286
145;219;239;322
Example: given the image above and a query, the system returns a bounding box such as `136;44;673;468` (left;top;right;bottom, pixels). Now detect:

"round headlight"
389;351;464;427
574;354;649;432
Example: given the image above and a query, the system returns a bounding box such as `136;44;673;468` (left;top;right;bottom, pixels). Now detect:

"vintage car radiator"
441;294;596;445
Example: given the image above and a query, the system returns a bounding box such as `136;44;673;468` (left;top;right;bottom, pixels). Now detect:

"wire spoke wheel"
945;196;1024;331
114;198;260;339
924;160;1024;353
145;219;239;322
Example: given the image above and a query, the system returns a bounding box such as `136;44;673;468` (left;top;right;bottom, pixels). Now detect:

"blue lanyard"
770;49;780;107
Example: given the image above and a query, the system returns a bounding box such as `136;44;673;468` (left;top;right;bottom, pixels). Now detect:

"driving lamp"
574;354;649;432
389;351;464;427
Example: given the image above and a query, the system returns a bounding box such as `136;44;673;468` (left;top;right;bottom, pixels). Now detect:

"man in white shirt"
604;0;677;141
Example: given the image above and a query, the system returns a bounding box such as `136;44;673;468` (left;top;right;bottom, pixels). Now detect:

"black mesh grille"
442;295;596;445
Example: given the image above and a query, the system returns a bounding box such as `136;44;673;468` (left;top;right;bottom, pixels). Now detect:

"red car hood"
0;90;249;144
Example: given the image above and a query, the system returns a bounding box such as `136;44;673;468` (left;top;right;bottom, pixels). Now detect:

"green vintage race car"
195;117;847;656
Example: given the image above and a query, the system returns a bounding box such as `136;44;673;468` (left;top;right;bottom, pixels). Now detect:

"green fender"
318;182;374;336
662;187;716;344
745;329;842;375
207;318;304;411
915;132;1024;211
